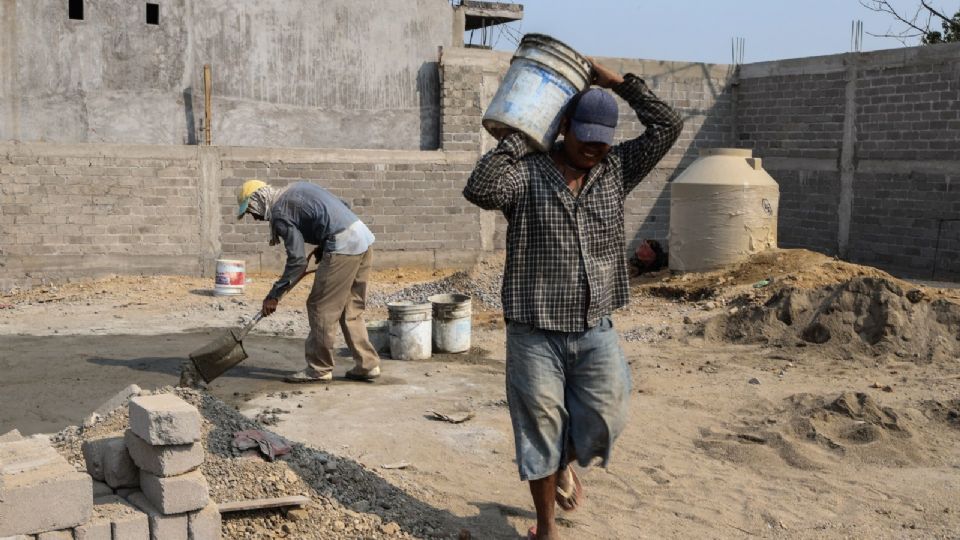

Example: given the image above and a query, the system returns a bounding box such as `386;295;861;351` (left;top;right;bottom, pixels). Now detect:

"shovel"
188;249;319;383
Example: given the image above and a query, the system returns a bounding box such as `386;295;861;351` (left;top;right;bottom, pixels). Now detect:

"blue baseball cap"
567;88;618;145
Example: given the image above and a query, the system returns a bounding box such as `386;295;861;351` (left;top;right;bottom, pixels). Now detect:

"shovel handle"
244;248;320;338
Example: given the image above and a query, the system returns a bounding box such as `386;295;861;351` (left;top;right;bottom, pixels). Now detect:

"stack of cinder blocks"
1;392;221;539
123;394;220;540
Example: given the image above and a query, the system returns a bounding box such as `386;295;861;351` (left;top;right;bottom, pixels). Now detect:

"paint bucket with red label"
214;259;246;296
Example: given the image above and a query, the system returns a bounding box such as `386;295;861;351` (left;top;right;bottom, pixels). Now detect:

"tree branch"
919;0;955;24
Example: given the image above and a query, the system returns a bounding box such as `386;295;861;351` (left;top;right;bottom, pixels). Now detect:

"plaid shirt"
463;74;683;332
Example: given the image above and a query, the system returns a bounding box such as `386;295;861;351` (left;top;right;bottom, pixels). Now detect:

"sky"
478;0;957;64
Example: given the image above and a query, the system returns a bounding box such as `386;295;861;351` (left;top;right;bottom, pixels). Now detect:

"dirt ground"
2;249;960;539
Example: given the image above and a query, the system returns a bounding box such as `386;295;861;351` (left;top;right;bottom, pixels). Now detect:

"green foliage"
922;9;960;43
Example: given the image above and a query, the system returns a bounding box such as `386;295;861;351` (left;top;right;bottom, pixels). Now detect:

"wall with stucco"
0;0;452;150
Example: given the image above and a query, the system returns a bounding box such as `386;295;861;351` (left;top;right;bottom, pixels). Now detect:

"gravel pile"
622;325;674;343
51;387;471;539
368;258;504;310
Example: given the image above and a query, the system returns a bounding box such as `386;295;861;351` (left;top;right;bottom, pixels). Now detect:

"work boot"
284;368;333;383
345;365;381;382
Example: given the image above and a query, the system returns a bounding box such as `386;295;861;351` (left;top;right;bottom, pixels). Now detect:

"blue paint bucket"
482;34;593;152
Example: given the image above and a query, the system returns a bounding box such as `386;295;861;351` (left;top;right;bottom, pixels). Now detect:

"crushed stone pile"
704;276;960;363
51;387;465;539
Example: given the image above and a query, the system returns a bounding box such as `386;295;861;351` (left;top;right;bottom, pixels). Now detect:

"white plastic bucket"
428;294;471;354
214;259;245;296
387;302;432;360
482;33;593;152
366;320;391;355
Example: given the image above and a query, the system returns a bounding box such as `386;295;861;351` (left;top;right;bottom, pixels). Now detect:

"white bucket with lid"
214;259;246;296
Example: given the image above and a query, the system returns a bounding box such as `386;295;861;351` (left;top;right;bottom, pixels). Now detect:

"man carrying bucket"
463;58;683;539
236;179;381;383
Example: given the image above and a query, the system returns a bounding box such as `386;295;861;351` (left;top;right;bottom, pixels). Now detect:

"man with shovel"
464;59;682;539
236;180;381;383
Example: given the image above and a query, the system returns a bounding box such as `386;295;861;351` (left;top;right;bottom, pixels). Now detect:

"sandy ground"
2;251;960;539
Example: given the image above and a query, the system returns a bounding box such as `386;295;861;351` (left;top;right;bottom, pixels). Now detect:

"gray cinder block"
139;470;209;515
37;530;74;540
0;438;92;536
124;430;202;477
129;395;201;445
102;437;138;489
126;491;188;540
187;502;221;540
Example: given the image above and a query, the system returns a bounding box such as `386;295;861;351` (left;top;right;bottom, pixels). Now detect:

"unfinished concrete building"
1;0;958;290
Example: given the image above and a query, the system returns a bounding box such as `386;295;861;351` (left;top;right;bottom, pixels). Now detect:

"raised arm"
610;73;684;195
462;132;533;212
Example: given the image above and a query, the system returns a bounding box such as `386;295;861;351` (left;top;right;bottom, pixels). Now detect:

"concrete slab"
139;470;209;515
126;491;188;540
129;395;201;446
0;438;92;536
187;502;221;540
124;430;202;477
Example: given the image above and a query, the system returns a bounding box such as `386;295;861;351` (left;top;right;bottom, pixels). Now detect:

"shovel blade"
189;329;249;383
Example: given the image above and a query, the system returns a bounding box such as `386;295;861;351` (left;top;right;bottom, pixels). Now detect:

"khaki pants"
304;249;379;375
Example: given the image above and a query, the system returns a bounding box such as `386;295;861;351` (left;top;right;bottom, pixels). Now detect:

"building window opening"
146;3;159;25
68;0;84;20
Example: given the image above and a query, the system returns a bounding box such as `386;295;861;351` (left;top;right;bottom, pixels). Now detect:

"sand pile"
696;391;960;472
703;276;960;363
634;248;960;304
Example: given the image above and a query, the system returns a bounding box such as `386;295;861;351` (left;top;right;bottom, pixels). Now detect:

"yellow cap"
236;179;267;217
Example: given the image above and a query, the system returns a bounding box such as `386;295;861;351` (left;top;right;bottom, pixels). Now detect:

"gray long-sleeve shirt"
267;182;374;299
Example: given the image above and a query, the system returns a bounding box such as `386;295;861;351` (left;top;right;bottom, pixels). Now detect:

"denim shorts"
505;317;632;481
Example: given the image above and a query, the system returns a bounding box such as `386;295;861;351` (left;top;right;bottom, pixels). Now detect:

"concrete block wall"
3;42;959;287
0;144;204;289
610;58;734;248
217;147;482;274
738;42;960;280
0;143;483;289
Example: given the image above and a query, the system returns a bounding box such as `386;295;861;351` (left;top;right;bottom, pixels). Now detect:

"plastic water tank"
668;148;780;272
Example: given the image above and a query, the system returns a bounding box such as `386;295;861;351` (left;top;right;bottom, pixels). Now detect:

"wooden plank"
217;495;311;514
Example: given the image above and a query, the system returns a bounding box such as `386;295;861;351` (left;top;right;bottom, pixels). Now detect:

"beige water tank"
669;148;780;272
